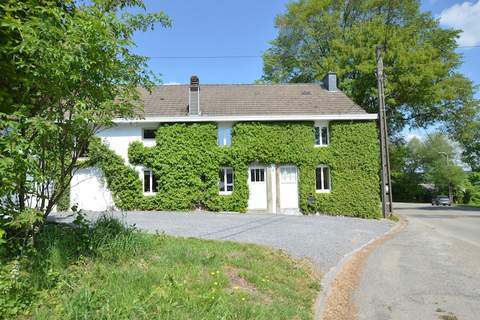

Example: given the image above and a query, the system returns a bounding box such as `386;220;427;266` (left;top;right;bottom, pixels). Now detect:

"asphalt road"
354;203;480;320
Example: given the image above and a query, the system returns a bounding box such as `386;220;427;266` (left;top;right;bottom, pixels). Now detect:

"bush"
0;215;150;319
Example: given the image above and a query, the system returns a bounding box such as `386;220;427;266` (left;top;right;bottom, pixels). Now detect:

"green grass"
459;203;480;209
1;217;320;320
387;214;400;222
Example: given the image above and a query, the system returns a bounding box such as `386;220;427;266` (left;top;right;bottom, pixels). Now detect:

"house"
69;73;381;218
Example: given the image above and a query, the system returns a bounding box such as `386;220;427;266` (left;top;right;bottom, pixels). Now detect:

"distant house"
69;73;381;217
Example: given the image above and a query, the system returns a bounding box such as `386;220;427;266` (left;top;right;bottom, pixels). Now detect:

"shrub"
0;215;151;319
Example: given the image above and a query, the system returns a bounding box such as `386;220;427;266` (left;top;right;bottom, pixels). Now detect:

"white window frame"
217;123;233;147
142;128;156;141
280;165;297;184
314;121;329;147
143;168;157;195
219;167;234;195
315;165;331;193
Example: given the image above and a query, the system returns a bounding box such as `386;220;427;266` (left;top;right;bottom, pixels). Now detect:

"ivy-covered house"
70;73;381;218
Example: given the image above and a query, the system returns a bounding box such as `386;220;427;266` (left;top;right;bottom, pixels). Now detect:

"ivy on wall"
90;121;381;218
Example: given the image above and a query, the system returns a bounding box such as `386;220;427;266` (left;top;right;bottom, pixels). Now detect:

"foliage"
89;138;143;210
0;0;170;252
0;217;320;319
420;133;466;192
462;172;480;205
390;132;467;202
454;119;480;171
262;0;479;162
92;121;381;218
0;216;156;319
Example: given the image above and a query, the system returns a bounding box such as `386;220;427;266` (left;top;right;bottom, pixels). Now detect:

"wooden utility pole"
376;46;393;217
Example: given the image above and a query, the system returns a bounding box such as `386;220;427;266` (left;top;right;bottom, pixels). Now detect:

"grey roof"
138;83;369;117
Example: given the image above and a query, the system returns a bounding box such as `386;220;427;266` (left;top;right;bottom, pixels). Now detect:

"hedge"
89;121;381;218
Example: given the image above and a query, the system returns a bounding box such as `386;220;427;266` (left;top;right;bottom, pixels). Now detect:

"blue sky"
133;0;480;93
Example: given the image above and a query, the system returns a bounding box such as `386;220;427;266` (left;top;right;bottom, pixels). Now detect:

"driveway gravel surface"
50;211;393;273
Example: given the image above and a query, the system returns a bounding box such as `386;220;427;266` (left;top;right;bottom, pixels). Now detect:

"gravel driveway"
50;211;392;273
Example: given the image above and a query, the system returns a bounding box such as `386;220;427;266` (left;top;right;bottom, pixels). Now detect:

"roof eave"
113;114;378;124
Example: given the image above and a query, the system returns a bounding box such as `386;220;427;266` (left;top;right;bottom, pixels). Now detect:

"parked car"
432;195;452;206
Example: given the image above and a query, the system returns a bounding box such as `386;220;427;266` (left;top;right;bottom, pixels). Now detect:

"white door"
279;165;299;210
248;166;267;210
70;167;114;211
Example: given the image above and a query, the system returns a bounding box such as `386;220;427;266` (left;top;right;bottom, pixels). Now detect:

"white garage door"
70;167;114;211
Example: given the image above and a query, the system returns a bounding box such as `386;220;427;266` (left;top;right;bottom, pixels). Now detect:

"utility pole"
376;46;393;217
438;152;453;203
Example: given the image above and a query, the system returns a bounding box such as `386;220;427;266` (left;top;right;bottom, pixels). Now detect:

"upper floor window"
219;167;234;194
143;169;158;194
315;122;329;146
218;124;232;146
143;129;156;140
316;165;331;192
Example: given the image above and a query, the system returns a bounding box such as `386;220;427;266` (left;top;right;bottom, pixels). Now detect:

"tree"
390;137;428;202
262;0;479;143
420;133;465;193
390;132;467;202
0;0;170;251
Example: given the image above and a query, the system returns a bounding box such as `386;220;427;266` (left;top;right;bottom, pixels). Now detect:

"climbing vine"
90;121;381;218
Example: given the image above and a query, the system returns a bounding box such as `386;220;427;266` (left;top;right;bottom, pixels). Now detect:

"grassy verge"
1;217;320;320
459;203;480;209
387;214;400;222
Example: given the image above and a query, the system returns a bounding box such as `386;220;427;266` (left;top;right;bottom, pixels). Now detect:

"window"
315;124;329;146
316;166;331;192
250;168;265;182
217;125;232;146
143;169;158;193
219;167;234;194
143;129;156;140
280;166;297;184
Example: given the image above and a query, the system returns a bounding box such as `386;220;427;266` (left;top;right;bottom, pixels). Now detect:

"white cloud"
439;1;480;47
163;82;181;85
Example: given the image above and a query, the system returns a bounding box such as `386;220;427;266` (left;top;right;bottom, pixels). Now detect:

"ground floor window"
219;167;234;194
316;166;331;192
250;168;265;182
143;169;158;193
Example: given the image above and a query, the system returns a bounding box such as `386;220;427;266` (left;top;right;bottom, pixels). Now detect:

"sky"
133;0;480;88
132;0;480;140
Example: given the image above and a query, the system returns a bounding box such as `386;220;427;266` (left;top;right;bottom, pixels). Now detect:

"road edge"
314;215;408;320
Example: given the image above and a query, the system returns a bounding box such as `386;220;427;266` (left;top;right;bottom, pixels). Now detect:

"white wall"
70;167;115;211
97;124;145;163
69;124;155;211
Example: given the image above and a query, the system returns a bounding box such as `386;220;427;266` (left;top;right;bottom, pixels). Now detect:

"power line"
145;45;480;60
147;55;263;59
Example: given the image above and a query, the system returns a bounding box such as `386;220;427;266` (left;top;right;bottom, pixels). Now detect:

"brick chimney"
189;75;200;115
322;72;337;92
